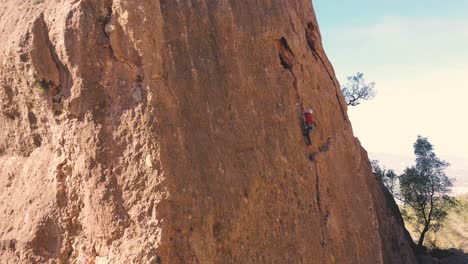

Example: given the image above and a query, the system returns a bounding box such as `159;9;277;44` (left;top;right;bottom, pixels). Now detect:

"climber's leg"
303;126;312;145
305;133;312;145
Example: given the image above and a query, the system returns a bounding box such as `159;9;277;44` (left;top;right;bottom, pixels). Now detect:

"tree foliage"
341;72;376;106
372;160;397;194
399;136;457;247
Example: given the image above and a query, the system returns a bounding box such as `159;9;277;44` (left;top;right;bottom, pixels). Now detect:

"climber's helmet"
307;108;313;114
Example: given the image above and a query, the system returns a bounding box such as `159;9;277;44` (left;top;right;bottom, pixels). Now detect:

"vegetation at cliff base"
373;136;459;248
407;194;467;251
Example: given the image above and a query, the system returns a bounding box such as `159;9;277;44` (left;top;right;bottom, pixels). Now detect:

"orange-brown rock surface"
0;0;417;263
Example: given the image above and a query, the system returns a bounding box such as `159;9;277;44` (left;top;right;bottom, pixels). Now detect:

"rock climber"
303;107;316;146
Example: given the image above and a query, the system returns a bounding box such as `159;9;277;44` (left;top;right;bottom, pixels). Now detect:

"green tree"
371;160;397;194
399;136;457;247
341;72;376;106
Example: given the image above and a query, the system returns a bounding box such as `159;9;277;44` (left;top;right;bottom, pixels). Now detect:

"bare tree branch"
341;72;376;106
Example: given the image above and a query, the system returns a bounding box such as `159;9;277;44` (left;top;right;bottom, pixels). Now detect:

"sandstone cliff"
0;0;416;263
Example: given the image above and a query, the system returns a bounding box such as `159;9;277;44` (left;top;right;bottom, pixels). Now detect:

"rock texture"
0;0;416;263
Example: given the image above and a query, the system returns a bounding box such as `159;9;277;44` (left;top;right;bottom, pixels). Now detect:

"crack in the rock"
276;37;304;118
101;5;137;71
309;137;334;249
312;159;327;248
41;20;70;93
36;14;73;115
313;161;322;212
305;23;348;123
289;70;302;111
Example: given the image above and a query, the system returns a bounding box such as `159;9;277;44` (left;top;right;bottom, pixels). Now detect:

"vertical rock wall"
0;0;416;263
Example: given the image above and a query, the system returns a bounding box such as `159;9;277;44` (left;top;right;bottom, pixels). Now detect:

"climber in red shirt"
303;107;316;146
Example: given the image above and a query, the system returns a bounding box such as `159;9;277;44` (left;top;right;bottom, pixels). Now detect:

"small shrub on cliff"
37;79;50;94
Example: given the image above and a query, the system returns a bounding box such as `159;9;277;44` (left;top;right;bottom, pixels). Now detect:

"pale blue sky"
314;1;468;192
315;1;468;27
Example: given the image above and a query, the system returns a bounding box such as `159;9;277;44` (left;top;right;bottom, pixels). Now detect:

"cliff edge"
0;0;416;263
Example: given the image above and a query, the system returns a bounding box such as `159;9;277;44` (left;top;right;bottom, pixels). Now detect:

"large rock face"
0;0;416;263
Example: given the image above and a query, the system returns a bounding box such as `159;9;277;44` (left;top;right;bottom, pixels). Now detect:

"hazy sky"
314;0;468;161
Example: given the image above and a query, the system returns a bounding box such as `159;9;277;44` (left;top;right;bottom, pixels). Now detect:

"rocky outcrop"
0;0;416;263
